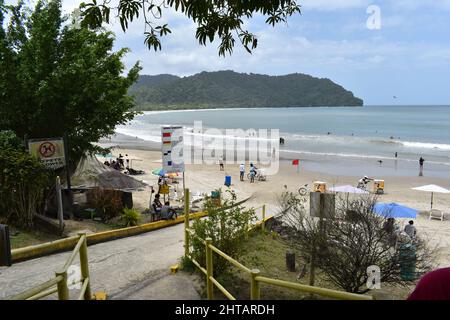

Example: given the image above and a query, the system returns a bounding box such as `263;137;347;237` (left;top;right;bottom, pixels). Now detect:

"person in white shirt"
239;163;245;181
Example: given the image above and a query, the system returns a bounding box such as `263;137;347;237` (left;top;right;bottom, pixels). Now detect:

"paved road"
0;200;275;300
0;223;201;300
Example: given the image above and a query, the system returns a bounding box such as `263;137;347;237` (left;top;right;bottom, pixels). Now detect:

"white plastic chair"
429;209;444;221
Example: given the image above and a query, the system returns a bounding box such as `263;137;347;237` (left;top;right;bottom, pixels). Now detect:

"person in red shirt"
407;267;450;300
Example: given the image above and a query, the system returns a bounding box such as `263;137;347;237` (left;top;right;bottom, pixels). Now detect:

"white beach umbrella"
329;185;369;194
411;184;450;209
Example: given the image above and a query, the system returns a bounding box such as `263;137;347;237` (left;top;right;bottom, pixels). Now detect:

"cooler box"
224;175;231;187
313;181;327;193
374;180;385;194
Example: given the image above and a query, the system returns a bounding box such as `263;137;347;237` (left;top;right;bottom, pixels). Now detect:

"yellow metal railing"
8;233;92;300
182;188;373;301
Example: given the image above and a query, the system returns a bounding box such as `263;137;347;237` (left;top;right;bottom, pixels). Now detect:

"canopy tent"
373;203;417;219
329;185;369;194
68;154;148;191
412;184;450;210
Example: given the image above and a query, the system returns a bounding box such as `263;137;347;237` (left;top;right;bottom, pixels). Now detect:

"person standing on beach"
239;163;245;181
219;156;224;171
419;157;425;176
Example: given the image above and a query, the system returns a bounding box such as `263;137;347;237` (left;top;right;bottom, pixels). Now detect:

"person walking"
239;163;245;181
419;157;425;176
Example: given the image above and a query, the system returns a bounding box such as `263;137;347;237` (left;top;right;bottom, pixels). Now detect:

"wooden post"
184;188;190;258
250;269;261;300
261;205;266;232
55;269;69;300
56;176;64;233
205;238;214;300
78;233;92;300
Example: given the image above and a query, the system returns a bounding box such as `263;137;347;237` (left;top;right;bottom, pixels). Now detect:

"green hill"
130;70;363;110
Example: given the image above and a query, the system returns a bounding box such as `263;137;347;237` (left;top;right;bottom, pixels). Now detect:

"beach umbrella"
329;185;369;194
411;184;450;210
373;203;417;219
152;168;166;176
151;168;179;178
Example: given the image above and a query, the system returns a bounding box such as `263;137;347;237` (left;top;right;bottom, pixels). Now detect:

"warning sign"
28;138;66;169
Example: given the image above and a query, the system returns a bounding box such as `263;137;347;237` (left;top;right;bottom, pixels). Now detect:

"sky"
5;0;450;105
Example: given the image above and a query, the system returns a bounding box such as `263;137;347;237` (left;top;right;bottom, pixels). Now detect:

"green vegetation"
188;190;256;276
79;0;301;56
0;131;49;228
0;0;140;161
130;71;364;110
121;207;142;227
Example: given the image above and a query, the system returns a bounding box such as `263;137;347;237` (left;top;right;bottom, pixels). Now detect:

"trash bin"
399;243;416;281
224;175;231;187
211;191;221;206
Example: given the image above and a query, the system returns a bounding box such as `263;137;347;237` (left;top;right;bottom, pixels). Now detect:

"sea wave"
399;141;450;151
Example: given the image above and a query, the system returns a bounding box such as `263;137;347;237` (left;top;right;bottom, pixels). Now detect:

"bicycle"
298;184;309;196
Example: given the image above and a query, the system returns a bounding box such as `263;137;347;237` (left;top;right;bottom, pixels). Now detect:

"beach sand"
99;136;450;269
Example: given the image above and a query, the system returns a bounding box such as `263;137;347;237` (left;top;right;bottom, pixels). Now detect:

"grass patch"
9;228;60;249
209;231;413;300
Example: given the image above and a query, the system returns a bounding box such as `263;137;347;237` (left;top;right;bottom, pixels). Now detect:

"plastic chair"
429;209;444;221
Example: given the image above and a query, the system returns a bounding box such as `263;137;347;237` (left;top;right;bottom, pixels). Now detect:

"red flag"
292;159;299;166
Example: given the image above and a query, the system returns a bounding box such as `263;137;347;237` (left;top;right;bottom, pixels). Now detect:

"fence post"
55;269;69;300
184;188;190;258
262;205;266;232
250;269;261;300
56;176;64;234
205;237;214;300
78;233;92;300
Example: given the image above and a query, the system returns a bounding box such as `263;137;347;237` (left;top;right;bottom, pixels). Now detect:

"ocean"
115;105;450;179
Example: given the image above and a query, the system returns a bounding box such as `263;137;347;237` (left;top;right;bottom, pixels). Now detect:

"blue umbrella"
373;203;417;219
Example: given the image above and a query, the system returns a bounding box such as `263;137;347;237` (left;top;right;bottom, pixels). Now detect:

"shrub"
189;189;256;276
0;144;49;228
121;207;141;227
87;188;123;221
277;191;437;294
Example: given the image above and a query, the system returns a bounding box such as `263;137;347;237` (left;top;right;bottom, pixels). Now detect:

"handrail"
208;245;252;274
62;234;85;271
182;189;373;301
7;276;63;300
8;233;92;300
255;276;373;300
209;276;236;300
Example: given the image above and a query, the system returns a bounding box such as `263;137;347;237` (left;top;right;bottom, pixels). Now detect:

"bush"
189;189;256;276
121;207;141;227
0;143;49;228
87;188;123;221
277;191;437;294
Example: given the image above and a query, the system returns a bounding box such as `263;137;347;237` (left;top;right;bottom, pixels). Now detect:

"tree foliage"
79;0;301;56
276;191;437;294
130;70;364;110
0;0;141;161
